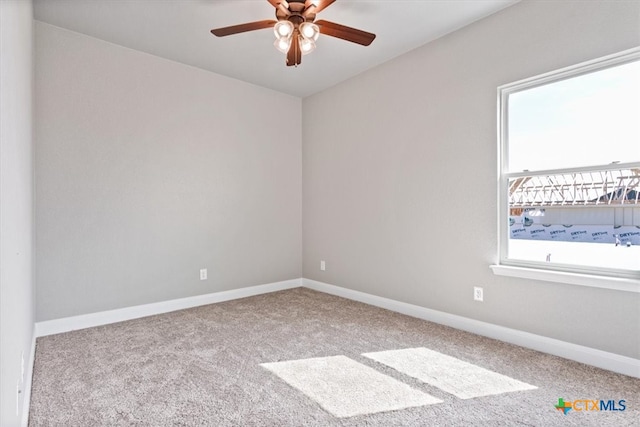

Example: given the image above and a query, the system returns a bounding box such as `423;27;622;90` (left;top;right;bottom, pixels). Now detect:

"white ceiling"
34;0;519;98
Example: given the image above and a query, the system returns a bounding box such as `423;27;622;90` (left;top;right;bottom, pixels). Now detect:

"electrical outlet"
200;268;207;280
16;379;21;416
473;286;484;302
320;260;326;271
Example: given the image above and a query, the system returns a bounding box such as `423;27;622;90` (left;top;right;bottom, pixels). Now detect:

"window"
496;48;640;282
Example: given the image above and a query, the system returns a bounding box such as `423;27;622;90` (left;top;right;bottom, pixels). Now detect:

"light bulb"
274;36;292;54
299;22;319;41
299;36;316;55
274;20;294;38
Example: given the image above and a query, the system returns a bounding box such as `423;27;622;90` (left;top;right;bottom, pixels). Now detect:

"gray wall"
302;0;640;359
31;1;640;360
0;0;35;424
35;23;302;321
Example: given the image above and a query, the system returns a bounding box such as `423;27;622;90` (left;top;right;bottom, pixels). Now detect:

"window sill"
490;265;640;293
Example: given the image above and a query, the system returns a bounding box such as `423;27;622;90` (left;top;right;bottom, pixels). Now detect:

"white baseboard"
302;278;640;379
35;278;302;337
31;276;639;378
21;326;36;427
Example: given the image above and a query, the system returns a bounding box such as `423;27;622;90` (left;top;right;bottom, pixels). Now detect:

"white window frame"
492;47;640;292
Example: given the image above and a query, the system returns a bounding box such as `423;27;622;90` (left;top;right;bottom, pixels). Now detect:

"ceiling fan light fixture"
299;36;316;55
274;36;292;54
299;22;319;41
274;20;294;38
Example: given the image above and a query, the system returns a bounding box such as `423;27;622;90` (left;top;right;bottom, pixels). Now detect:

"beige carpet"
261;355;442;417
29;287;640;426
362;347;537;399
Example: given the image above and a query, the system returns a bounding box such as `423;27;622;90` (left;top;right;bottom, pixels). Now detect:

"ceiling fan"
210;0;376;67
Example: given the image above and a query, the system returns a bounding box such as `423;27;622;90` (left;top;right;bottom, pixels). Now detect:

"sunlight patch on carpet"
260;355;442;418
362;347;537;399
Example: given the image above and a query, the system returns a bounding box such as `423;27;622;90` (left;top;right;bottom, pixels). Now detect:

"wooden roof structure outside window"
509;168;640;208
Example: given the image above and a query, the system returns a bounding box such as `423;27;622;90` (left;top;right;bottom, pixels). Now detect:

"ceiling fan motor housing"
276;0;315;26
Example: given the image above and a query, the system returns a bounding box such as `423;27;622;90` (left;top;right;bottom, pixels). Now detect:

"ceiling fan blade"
268;0;291;16
286;33;302;67
211;20;277;37
315;20;376;46
304;0;335;15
